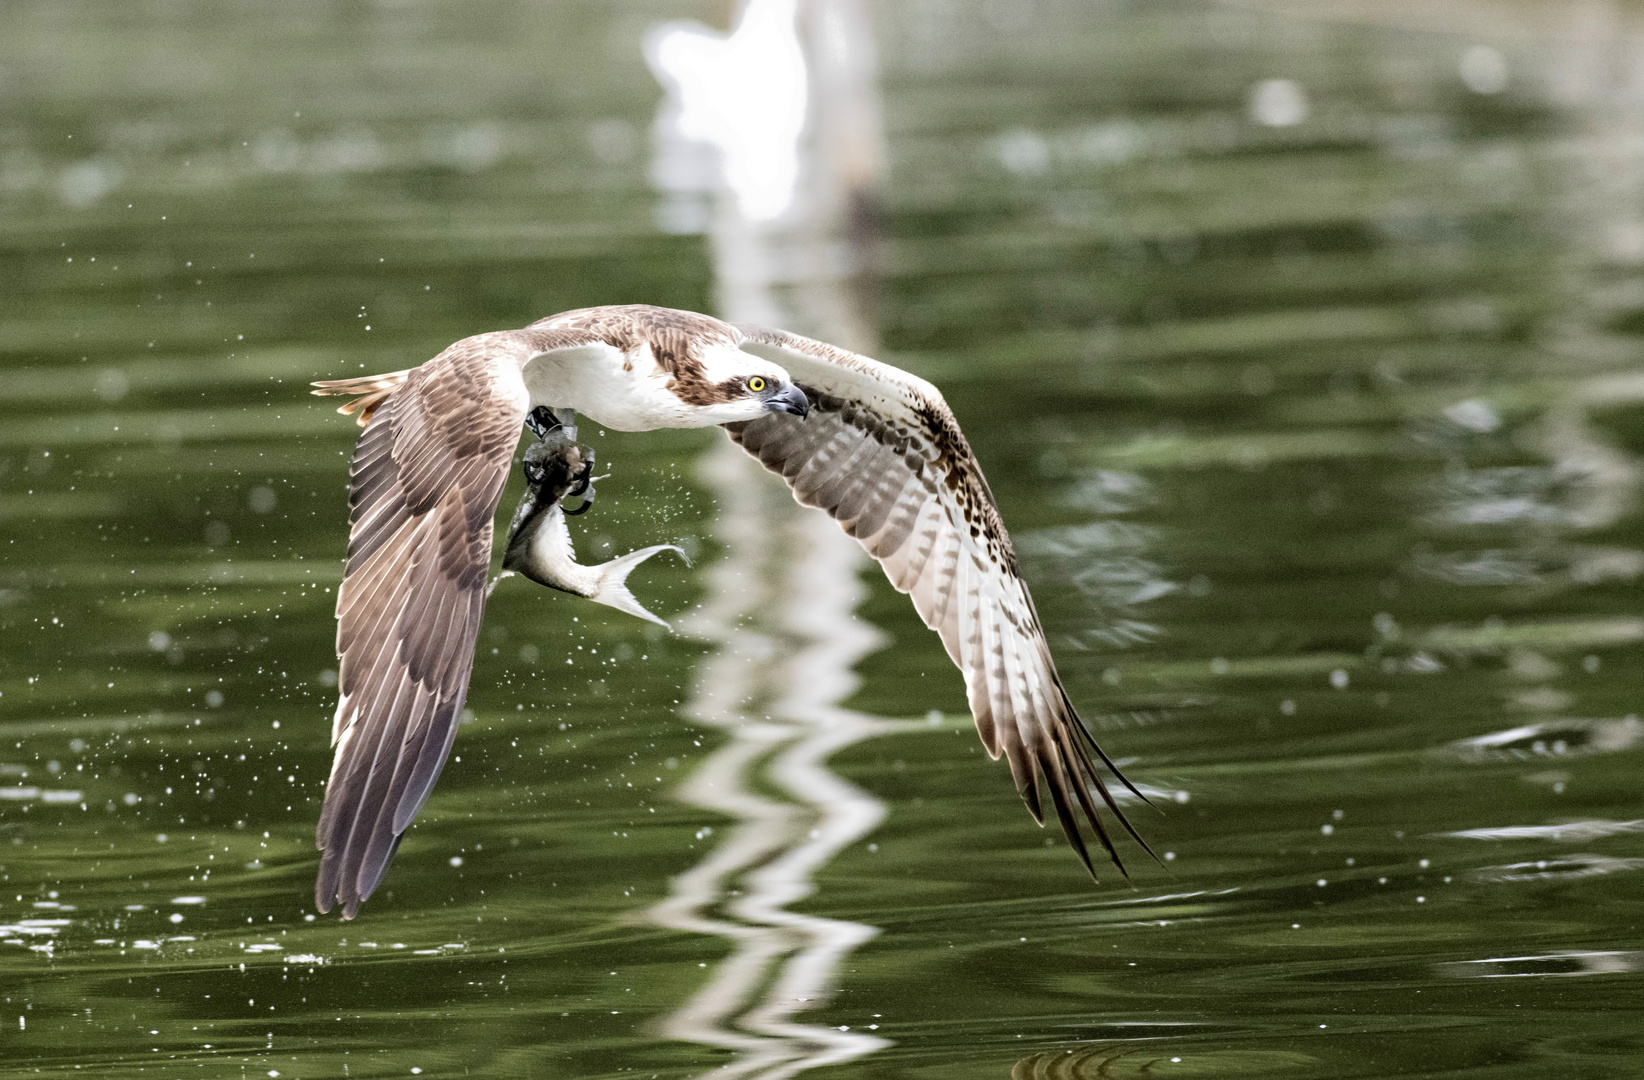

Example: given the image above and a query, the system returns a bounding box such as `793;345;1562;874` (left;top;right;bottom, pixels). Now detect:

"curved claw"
566;454;596;499
562;454;598;515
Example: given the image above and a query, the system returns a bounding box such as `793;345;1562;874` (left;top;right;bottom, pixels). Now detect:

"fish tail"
588;544;686;629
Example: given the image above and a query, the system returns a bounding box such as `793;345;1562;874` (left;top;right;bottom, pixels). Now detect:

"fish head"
521;431;586;495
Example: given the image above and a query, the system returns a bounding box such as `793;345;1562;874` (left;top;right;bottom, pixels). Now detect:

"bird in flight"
310;304;1149;918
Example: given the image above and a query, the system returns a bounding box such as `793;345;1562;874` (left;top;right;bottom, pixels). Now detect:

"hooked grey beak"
763;382;810;419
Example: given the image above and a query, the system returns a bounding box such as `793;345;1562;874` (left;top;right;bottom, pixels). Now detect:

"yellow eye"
748;376;767;393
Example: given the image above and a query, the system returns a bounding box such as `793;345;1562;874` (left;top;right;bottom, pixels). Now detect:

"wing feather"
312;340;529;918
312;324;627;918
727;325;1151;877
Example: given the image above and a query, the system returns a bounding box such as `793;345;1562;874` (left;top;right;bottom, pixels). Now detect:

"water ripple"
1443;820;1644;842
1473;855;1644;883
1435;951;1643;979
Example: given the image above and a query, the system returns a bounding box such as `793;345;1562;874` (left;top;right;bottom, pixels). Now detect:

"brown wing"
312;341;529;918
729;326;1152;878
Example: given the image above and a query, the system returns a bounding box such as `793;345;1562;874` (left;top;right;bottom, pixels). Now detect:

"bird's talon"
567;456;596;499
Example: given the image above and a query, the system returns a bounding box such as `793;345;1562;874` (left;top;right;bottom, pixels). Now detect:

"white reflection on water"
646;0;807;223
1474;855;1644;883
1444;819;1644;842
1448;716;1644;762
1436;951;1643;979
650;477;894;1077
0;787;83;803
645;2;894;1074
0;918;70;941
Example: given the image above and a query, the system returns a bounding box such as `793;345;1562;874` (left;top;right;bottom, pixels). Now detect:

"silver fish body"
495;424;683;628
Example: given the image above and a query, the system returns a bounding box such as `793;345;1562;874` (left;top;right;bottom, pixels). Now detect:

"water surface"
2;2;1643;1077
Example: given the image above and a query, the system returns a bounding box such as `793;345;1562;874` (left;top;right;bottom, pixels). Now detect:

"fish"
491;409;685;629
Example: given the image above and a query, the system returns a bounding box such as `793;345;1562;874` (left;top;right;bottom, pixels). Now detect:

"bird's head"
668;343;810;425
525;307;813;430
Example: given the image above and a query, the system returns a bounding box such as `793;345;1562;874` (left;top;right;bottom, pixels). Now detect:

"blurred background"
3;0;1644;1076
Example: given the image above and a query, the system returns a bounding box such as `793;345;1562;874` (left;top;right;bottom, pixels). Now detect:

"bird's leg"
566;448;595;498
563;448;597;516
525;406;561;440
522;405;598;513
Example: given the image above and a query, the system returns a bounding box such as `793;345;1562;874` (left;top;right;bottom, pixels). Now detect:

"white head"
572;340;808;431
667;343;809;425
523;305;811;431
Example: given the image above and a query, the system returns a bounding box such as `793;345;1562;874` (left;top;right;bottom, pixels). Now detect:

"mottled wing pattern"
728;326;1150;876
311;341;530;918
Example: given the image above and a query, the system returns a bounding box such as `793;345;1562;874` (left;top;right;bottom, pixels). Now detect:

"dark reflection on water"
4;0;1644;1076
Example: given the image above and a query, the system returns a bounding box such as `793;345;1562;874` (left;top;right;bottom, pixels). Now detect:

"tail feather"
588;544;688;629
312;370;413;427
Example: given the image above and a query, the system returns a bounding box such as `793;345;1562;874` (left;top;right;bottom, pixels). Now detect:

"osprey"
310;304;1148;918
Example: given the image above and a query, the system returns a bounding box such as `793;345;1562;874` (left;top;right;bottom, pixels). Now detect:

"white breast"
521;342;696;432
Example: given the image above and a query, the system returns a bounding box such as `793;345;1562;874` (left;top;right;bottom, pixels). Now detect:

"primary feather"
728;325;1152;876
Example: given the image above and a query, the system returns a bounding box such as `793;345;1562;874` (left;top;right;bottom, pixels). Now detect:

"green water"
3;1;1644;1077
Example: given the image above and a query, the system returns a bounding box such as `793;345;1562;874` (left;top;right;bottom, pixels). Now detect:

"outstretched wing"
311;341;530;918
728;326;1151;877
